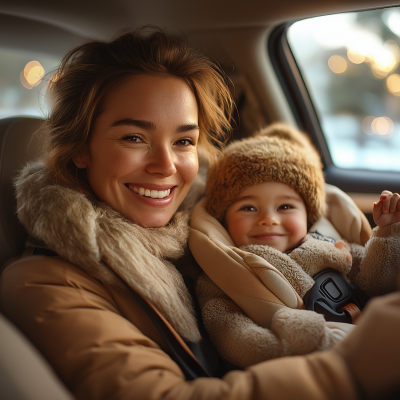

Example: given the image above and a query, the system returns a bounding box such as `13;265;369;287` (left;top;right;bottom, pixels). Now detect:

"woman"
1;27;400;400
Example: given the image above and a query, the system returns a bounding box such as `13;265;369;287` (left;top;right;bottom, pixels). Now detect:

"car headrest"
0;117;45;269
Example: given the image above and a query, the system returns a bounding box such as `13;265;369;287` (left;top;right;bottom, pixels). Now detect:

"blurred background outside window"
288;8;400;172
0;48;60;119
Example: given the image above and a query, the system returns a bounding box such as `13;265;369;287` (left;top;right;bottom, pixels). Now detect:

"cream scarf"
15;162;201;342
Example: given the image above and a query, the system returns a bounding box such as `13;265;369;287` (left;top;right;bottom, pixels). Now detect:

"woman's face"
74;74;200;227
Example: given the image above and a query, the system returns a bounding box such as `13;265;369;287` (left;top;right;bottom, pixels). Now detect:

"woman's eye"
175;138;195;147
122;135;143;143
278;204;293;211
240;205;257;212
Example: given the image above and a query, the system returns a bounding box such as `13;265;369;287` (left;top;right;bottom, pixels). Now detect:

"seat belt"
129;289;212;380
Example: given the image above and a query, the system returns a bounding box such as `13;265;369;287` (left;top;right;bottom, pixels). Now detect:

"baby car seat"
189;184;372;329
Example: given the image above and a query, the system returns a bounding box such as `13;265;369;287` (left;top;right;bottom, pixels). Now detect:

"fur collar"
15;162;201;341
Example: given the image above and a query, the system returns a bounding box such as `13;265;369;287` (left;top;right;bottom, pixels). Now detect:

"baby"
195;123;400;368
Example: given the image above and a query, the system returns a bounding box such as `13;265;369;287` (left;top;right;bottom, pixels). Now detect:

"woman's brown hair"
46;26;233;194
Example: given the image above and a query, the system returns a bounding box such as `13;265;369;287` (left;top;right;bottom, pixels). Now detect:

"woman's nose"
146;146;177;177
258;212;279;226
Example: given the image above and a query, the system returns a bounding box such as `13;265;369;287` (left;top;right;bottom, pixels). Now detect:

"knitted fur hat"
205;123;326;227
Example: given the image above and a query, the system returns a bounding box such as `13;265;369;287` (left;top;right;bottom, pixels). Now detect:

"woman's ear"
73;154;89;169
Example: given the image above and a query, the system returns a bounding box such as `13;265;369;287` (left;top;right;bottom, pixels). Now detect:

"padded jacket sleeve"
0;257;357;400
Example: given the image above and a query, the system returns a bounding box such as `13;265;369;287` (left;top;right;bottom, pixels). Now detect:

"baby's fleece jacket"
195;222;400;368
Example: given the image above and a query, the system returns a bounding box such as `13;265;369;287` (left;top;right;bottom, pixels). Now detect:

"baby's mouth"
252;233;284;238
128;185;172;199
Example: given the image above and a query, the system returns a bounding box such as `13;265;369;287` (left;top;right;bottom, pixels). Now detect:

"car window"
0;47;60;119
287;8;400;172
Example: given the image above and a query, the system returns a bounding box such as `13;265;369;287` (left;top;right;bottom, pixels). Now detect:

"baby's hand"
373;190;400;227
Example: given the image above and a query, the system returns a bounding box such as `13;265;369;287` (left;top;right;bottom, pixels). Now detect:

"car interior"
1;0;400;398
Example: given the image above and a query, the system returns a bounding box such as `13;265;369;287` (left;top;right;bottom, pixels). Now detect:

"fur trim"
15;162;201;342
205;123;325;227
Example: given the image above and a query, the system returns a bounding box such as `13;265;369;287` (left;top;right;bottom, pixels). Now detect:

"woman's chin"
125;210;176;228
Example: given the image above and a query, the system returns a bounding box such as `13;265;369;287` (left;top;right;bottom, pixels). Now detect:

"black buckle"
303;268;369;323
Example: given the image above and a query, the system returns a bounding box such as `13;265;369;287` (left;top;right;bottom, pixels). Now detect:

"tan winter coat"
190;184;396;368
0;162;360;400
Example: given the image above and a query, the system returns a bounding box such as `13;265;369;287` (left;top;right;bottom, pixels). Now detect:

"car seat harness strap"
304;268;368;324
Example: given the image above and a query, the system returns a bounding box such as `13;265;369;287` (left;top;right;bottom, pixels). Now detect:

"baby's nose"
258;212;279;226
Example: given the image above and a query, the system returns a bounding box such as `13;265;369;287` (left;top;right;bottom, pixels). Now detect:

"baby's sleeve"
350;222;400;297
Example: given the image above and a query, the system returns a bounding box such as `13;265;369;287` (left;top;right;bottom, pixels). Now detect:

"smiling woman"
45;27;232;207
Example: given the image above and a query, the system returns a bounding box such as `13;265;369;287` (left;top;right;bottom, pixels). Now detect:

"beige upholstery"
0;313;74;400
0;117;74;400
0;117;44;270
189;185;372;328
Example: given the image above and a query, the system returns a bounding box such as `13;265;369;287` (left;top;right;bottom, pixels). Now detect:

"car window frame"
268;16;400;194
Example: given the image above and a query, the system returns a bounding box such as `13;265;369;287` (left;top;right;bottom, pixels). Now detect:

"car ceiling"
1;0;399;36
0;0;399;58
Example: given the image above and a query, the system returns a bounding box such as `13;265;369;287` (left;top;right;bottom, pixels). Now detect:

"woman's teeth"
129;186;171;199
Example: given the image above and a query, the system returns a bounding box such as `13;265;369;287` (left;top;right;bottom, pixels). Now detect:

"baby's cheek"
227;218;249;247
288;218;308;240
292;220;307;236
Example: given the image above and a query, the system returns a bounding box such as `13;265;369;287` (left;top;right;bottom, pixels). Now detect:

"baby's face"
225;181;308;252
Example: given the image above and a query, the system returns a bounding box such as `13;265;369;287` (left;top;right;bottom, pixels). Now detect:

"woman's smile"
127;185;174;199
125;184;175;206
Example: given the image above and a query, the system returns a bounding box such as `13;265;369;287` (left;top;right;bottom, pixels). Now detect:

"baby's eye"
122;135;143;143
175;138;195;147
278;204;294;211
240;205;257;212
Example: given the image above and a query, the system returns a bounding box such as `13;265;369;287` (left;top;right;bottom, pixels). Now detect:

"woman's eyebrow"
111;119;199;133
176;124;200;133
111;119;156;130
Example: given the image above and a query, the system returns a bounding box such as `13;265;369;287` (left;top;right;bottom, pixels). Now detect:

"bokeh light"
371;116;394;136
347;49;365;64
26;66;44;86
20;61;45;89
369;44;399;79
328;55;347;73
385;73;400;95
